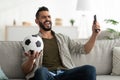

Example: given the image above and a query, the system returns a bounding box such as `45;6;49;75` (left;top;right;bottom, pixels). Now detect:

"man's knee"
82;65;96;75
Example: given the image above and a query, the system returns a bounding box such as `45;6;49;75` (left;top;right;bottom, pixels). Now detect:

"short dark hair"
35;6;49;19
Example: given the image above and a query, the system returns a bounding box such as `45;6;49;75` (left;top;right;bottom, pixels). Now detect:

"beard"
39;20;52;31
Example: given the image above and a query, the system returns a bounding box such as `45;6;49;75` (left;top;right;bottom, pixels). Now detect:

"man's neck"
40;30;54;39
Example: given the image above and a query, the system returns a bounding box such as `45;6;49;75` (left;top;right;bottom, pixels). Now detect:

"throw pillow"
0;67;8;80
111;47;120;75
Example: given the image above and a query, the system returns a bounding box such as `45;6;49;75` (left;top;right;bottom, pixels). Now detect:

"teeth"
46;22;50;24
45;22;50;24
45;22;50;27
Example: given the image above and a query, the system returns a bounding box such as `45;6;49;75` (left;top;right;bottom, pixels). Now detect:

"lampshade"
76;0;91;11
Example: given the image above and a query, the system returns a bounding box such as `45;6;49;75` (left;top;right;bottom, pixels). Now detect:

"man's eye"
48;16;51;18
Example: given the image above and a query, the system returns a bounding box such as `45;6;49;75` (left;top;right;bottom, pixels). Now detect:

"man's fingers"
35;51;41;58
24;52;29;56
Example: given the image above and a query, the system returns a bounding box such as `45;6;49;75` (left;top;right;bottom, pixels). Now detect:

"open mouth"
44;21;51;27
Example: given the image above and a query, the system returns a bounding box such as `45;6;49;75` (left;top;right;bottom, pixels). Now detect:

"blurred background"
0;0;120;40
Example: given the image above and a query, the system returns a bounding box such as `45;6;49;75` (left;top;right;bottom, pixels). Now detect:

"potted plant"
70;19;75;26
104;19;120;39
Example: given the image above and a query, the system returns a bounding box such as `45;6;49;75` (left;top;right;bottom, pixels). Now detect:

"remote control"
94;15;100;33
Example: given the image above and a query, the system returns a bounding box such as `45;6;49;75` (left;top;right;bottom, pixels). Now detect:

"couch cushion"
111;47;120;75
71;39;120;75
0;41;25;79
0;67;8;80
97;75;120;80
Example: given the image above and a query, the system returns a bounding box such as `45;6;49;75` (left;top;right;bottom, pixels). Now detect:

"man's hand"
92;21;101;34
24;51;41;62
92;15;101;34
22;50;42;75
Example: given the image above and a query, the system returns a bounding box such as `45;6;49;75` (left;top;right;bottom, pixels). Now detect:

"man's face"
37;11;52;31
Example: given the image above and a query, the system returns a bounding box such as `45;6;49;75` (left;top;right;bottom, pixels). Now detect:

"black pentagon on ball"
36;41;41;47
29;50;34;55
25;39;31;45
32;35;38;37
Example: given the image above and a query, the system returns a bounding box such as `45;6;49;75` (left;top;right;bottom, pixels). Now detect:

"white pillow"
111;47;120;75
0;67;8;80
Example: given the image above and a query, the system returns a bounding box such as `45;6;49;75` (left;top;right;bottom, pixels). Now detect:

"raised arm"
84;20;100;53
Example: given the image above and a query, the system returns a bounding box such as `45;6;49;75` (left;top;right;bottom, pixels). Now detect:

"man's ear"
35;19;39;24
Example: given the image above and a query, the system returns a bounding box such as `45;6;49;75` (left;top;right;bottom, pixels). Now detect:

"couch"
0;39;120;80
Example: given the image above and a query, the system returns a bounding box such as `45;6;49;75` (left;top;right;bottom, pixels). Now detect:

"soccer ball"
22;35;44;54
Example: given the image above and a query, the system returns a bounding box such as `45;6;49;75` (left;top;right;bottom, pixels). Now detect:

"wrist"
92;32;97;36
28;58;36;64
91;33;98;40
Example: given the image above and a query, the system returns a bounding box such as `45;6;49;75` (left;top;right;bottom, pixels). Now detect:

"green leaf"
104;19;119;25
107;28;116;33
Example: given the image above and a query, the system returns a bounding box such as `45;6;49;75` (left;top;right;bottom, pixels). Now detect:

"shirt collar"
37;30;56;38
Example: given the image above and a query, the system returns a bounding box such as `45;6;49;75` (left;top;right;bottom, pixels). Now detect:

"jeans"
32;65;96;80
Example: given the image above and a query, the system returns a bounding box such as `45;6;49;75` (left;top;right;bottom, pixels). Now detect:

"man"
22;6;100;80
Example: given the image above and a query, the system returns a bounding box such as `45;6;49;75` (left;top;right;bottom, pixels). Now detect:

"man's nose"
46;17;50;20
